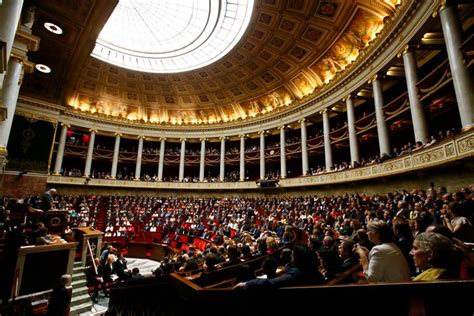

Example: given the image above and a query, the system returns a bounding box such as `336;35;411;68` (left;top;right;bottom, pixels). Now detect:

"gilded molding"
432;0;447;17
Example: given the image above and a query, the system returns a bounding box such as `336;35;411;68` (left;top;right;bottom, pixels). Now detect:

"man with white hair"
40;188;57;212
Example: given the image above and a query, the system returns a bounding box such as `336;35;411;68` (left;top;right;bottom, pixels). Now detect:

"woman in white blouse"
355;220;411;282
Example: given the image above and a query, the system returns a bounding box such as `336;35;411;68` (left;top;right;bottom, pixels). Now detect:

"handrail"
87;239;97;274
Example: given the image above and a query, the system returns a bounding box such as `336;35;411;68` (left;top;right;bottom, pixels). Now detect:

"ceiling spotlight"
44;22;63;35
35;64;51;73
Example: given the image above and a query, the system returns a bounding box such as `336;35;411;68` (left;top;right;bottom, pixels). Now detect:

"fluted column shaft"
0;0;24;88
439;4;474;129
239;136;245;181
300;120;309;175
0;59;22;149
372;77;391;156
219;137;225;181
322;111;333;171
53;123;68;175
84;130;96;177
259;132;266;179
199;139;206;182
403;49;429;142
279;127;287;179
158;138;165;181
179;139;186;181
135;137;144;180
346;96;360;165
111;134;120;179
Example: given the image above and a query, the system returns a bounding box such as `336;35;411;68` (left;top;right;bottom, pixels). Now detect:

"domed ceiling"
21;0;401;127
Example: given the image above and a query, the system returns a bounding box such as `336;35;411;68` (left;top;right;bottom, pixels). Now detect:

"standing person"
355;220;411;282
47;274;72;316
41;188;57;212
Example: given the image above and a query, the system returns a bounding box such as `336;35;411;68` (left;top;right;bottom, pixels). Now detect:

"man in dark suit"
47;274;72;315
85;258;107;303
40;188;57;212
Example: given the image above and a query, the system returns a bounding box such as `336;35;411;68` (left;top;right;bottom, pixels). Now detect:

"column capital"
397;44;418;58
60;123;71;128
114;132;122;137
367;74;383;84
200;137;207;142
342;94;352;102
432;0;447;17
277;125;286;130
238;134;246;139
89;128;97;133
219;136;227;141
258;130;266;135
159;137;167;141
180;138;186;142
9;54;24;65
320;108;328;114
137;135;145;140
298;118;306;124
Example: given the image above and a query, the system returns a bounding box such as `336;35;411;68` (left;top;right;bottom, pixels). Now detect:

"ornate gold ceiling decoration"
67;0;400;126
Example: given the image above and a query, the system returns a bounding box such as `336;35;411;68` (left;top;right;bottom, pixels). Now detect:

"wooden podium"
74;227;104;267
43;210;69;235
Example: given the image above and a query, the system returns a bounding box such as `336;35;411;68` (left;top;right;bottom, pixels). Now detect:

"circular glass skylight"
91;0;254;73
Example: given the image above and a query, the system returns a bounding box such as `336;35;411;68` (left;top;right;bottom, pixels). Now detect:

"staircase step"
73;272;86;281
72;286;89;296
69;301;93;315
71;293;92;305
73;266;85;273
74;261;83;267
72;279;87;289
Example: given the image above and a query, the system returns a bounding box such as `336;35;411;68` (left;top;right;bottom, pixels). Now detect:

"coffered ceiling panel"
20;0;399;126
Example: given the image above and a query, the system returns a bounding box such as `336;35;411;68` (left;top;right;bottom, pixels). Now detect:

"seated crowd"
1;183;473;302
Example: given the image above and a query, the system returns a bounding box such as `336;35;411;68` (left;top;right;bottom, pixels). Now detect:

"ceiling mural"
21;0;400;126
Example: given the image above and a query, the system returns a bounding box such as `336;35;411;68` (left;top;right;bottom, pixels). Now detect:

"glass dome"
92;0;254;73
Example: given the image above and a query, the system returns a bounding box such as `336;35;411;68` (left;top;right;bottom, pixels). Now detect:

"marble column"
111;133;121;179
84;129;96;177
0;58;23;152
439;4;474;129
279;126;287;179
346;95;360;165
239;135;245;181
402;47;429;142
199;138;206;182
158;138;165;181
300;119;309;175
135;136;144;180
322;110;333;171
179;138;186;181
259;131;266;180
219;137;226;181
53;123;69;175
0;0;24;89
372;76;391;156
